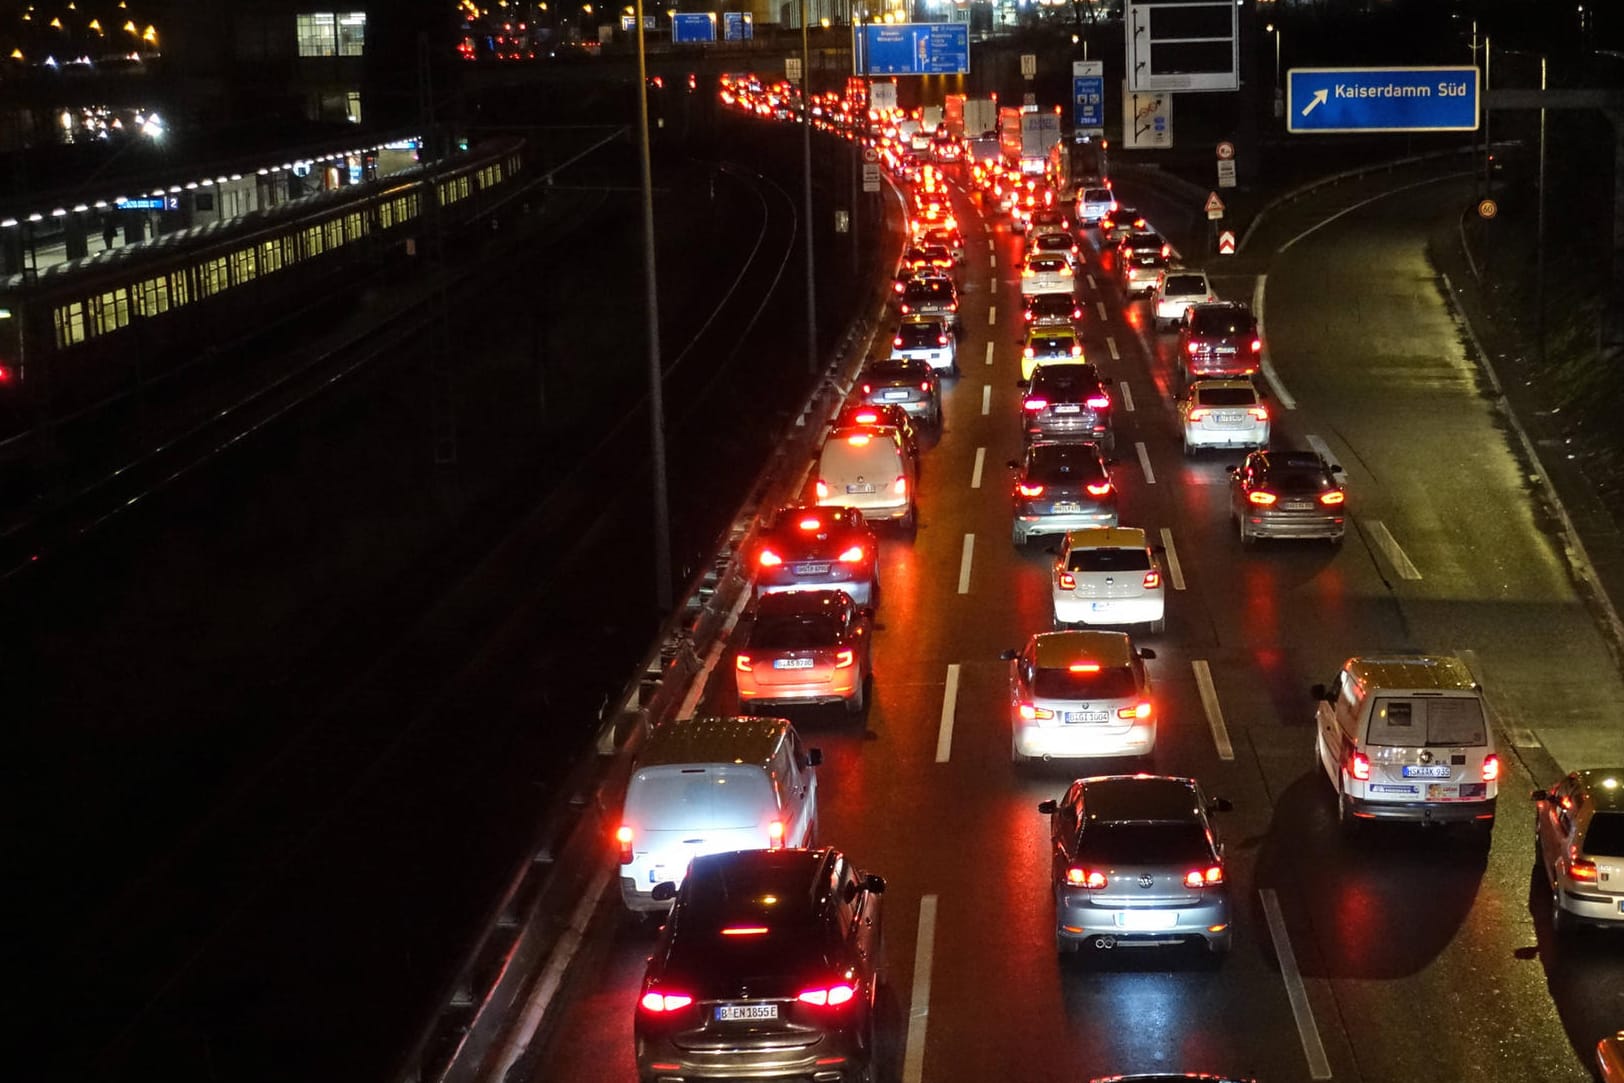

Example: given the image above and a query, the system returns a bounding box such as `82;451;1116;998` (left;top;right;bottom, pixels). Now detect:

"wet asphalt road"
529;166;1624;1082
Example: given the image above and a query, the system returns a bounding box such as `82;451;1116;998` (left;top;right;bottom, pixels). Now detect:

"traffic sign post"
1021;53;1036;80
1287;66;1480;134
671;12;716;44
1218;230;1236;255
785;56;802;84
1217;160;1236;188
862;162;881;193
1073;60;1105;136
858;24;970;77
1204;191;1225;220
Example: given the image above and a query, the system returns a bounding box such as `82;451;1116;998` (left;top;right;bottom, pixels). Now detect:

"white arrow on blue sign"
1287;66;1479;134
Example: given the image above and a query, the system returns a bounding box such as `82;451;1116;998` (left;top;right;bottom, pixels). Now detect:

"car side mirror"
860;606;876;619
1037;799;1059;814
863;873;887;895
1137;647;1156;660
1310;682;1328;701
1225;465;1240;475
651;880;678;902
1331;464;1346;473
1015;379;1029;389
999;648;1019;661
1101;376;1114;385
806;748;823;767
1207;797;1234;814
1006;459;1021;469
1531;789;1551;803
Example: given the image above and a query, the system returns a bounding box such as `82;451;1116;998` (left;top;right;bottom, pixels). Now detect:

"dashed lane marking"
1096;301;1108;321
971;447;985;489
1367;519;1422;580
981;384;991;416
1106;336;1120;361
1087;274;1097;290
936;665;960;763
1159;528;1186;590
988;306;997;327
1119;382;1135;413
1305;435;1339;471
1192;659;1235;760
957;533;975;594
1135;440;1155;484
1261;889;1334;1080
985;342;994;366
903;895;940;1083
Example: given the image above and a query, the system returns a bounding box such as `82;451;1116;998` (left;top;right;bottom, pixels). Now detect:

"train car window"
323;219;344;250
170;267;191;308
303;225;324;258
230;248;257;286
260;240;283;274
54;301;86;348
200;256;229;298
92;289;130;336
135;276;170;317
344;211;365;243
280;235;297;268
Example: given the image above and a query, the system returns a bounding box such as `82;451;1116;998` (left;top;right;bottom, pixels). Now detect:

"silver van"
816;425;918;530
1311;655;1498;836
617;716;821;913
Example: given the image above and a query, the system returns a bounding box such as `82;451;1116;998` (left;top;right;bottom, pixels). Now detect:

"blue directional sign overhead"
1288;66;1479;134
1073;60;1104;134
671;12;716;44
857;24;969;77
722;11;752;41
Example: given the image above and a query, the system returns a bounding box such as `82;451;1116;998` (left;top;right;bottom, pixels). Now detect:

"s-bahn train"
0;137;527;426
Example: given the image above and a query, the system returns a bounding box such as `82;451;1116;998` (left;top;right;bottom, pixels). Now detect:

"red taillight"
948;301;958;311
1568;857;1600;883
893;281;905;293
736;653;753;672
835;648;856;669
1024;346;1036;358
838;544;865;563
1017;482;1044;497
1069;344;1082;357
893;474;907;496
1024;397;1048;412
816;479;830;500
1349;751;1371;781
1183;865;1224;888
938;335;949;346
1186;341;1200;355
1068;662;1100;672
1319;490;1346;506
1117;700;1152;720
1482;754;1500;782
1085;481;1112;497
1160;244;1170;258
1187;407;1210;421
1085;393;1110;409
720;926;769;936
861;383;872;394
1247;406;1269;421
1058;570;1076;589
616;825;634;864
797;983;857;1007
641;991;694;1013
1143;568;1161;588
1024;309;1034;322
920;381;932;392
894;336;904;347
900;303;911;313
1248;490;1278;506
1018;702;1055;720
767;819;786;848
1066;866;1107;889
759;549;783;567
853;410;878;424
1251;338;1263;353
0;365;13;383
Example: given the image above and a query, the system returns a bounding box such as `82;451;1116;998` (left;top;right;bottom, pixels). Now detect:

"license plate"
1284;501;1314;511
883;389;910;400
1064;709;1109;724
1117;910;1177;930
1402;764;1452;778
1090;602;1111;612
1216;412;1243;423
1054;404;1081;414
1052;501;1081;513
793;563;831;576
846;484;876;494
773;657;815;670
716;1003;779;1022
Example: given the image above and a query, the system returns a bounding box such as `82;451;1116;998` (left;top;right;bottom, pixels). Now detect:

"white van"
816;426;917;530
617;715;821;912
1311;655;1498;835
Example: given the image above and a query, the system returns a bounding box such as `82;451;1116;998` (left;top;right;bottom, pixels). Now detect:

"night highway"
529;161;1624;1082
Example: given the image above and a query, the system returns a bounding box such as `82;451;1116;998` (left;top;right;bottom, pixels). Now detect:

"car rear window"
1126;235;1164;252
1029;365;1101;397
1033;664;1137;699
1190;309;1254;335
753;613;841;649
1584;812;1624;858
1075;822;1211;865
1262;466;1333;494
1035;235;1069;250
1195;387;1258;407
1030;256;1066;271
625;765;773;831
1083;188;1113;203
1365;697;1486;748
897;322;945;348
1068;548;1151;573
1027;443;1105;481
1033;333;1077;352
905;281;953;302
1163;275;1208;294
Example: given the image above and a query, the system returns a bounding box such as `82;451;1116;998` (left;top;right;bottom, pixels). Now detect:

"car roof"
900;313;947;327
1031;629;1135;669
1079;775;1204;822
683;847;832;924
1066;526;1148;550
1191;378;1256;393
1124;233;1164;246
1344;655;1479;694
1189;300;1249;315
1028;325;1076;339
866;358;932;375
1029;361;1101;384
1573;770;1624;812
639;715;790;767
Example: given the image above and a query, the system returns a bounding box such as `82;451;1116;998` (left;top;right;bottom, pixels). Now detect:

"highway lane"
529;165;1623;1082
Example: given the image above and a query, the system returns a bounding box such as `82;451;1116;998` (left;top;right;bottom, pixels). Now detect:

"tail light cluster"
1066;866;1107;889
838;544;866;564
1116;701;1152;720
1085;481;1112;497
1319;490;1347;506
1018;702;1054;721
1023;397;1048;412
1482;753;1500;782
1251;338;1263;353
1017;481;1045;498
816;479;830;500
616;825;634;864
1183;865;1225;888
767;819;786;848
893;474;908;496
1247;490;1277;506
1142;568;1162;588
1349;750;1371;781
1057;570;1076;590
1567;857;1600;883
640;990;694;1014
797;983;857;1007
1085;392;1111;409
759;549;783;567
736;653;754;673
834;649;856;669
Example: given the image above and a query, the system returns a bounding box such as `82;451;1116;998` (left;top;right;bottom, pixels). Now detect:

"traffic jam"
554;73;1624;1083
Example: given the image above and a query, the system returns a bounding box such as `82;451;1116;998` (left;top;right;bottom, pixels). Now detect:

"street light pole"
633;0;673;611
801;0;819;377
1266;23;1282;120
1537;54;1548;364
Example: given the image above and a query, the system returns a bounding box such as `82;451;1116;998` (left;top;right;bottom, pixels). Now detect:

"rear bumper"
823;494;910;521
1014;719;1154;759
1244;512;1344;540
636;1024;866;1083
1344;794;1497;824
1186;424;1269;449
1557;884;1624;926
1053;594;1163;626
1014;509;1118;542
1056;895;1229;949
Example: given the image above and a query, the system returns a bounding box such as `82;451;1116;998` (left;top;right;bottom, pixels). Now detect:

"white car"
1153;270;1216;330
1051;527;1165;631
1020;253;1074;297
891;314;958;374
1077;186;1116;226
1001;630;1158;763
1180;379;1270;455
1029;231;1080;270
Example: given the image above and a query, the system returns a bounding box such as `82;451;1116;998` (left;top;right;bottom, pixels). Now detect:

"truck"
1019;110;1061;176
963;96;998;139
869;79;898;119
944;94;966;138
967;135;1002;166
919;104;944;135
998;106;1024;168
1046;137;1108;201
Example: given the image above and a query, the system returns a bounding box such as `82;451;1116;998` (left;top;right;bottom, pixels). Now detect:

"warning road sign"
1218;230;1236;255
1204;191;1226;219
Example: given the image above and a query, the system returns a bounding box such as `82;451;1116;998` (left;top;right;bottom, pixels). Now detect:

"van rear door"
1362;696;1492;803
623;765;778;892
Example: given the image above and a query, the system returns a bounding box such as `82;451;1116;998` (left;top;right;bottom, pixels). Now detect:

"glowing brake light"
853;409;879;424
835;648;856;669
1066;866;1107;889
1482;754;1500;782
640;991;694;1013
894;336;904;347
767;819;786;848
847;433;872;447
1024;346;1036;359
1069;344;1082;357
892;474;908;496
1085;392;1110;409
920;381;932;392
838;544;865;563
1319;490;1346;506
799;517;822;531
616;825;634;864
798;983;857;1007
937;335;949;346
1251;338;1263;353
1017;482;1044;497
1085;481;1112;497
1160;244;1171;258
1117;700;1153;719
1247;406;1269;421
1187;341;1201;355
1248;490;1278;506
1349;751;1371;781
1058;571;1076;590
1023;398;1048;412
1186;407;1210;422
736;653;754;672
0;365;13;383
1568;857;1600;883
1018;702;1055;720
759;549;783;567
1143;568;1161;588
815;479;830;500
721;926;769;936
1183;865;1224;888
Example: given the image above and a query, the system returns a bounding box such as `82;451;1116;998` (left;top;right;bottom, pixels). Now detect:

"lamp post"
801;0;818;378
1266;23;1282;119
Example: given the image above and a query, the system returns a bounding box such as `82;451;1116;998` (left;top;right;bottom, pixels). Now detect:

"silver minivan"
817;425;918;530
617;715;822;912
1312;655;1498;837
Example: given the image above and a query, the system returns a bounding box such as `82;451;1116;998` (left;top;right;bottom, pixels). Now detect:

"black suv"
898;276;960;331
1008;440;1118;546
635;848;887;1082
1178;301;1262;387
1018;362;1114;449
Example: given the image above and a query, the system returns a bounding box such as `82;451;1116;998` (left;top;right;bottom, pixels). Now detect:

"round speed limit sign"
1216;141;1235;161
1477;198;1498;220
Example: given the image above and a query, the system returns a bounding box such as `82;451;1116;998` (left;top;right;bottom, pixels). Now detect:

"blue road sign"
1073;62;1104;132
859;24;969;77
671;13;716;44
1287;66;1479;134
723;11;752;41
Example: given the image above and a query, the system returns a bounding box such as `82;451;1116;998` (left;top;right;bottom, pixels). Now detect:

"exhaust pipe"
1093;936;1116;950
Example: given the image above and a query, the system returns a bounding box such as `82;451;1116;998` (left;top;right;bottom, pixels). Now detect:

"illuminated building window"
296;12;366;58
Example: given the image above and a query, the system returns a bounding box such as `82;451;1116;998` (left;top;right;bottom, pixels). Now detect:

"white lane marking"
903;895;939;1083
678;584;755;718
1106;336;1120;361
1192;659;1235;761
1087;274;1097;290
988;238;995;251
1135;440;1156;484
957;533;975;594
1261;889;1334;1080
985;341;994;367
1305;434;1340;471
1119;382;1135;413
1095;301;1108;321
1368;519;1422;580
990;279;998;293
981;384;992;416
936;665;960;763
988;306;997;326
1159;527;1186;590
1254;275;1297;411
989;254;996;269
971;447;985;489
1279;172;1467;254
1457;648;1541;748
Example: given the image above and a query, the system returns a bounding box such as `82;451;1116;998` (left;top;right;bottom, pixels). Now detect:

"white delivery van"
1311;655;1498;836
618;715;821;913
816;426;917;530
